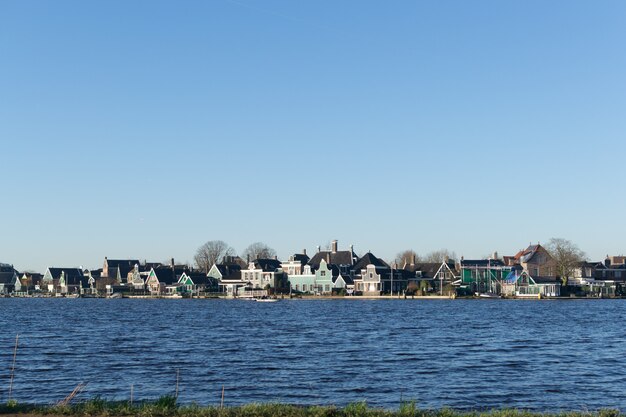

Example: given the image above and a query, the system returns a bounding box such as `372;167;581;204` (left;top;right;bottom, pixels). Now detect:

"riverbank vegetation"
0;398;622;417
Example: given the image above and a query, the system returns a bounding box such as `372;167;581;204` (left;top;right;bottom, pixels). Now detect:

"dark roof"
185;271;213;285
413;263;450;279
152;266;190;285
106;259;140;276
47;267;84;280
309;250;358;269
353;252;389;271
334;274;354;285
460;259;506;268
216;264;242;280
292;253;310;265
0;264;17;285
253;258;282;272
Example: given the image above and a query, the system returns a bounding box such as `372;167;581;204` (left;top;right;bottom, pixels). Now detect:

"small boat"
476;292;501;299
108;293;122;299
255;297;278;303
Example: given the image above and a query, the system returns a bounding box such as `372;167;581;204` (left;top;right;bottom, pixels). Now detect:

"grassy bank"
0;398;622;417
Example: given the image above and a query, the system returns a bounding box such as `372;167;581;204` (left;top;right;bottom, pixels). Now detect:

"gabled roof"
47;267;84;280
180;271;212;285
309;250;358;270
0;265;17;285
334;274;354;285
106;259;140;276
215;264;242;280
151;266;187;285
253;258;282;272
513;244;547;264
413;263;452;279
353;252;389;271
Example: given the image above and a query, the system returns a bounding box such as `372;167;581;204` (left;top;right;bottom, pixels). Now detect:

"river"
1;298;625;410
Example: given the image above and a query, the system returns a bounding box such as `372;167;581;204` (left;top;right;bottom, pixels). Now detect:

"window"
320;271;326;276
325;285;330;292
295;284;299;291
303;284;307;292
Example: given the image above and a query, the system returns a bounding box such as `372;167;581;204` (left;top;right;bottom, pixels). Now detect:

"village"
1;240;625;299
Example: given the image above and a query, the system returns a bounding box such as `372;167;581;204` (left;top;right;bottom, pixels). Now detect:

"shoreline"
0;398;623;417
3;294;621;300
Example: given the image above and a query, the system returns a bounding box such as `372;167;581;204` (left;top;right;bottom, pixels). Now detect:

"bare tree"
396;250;419;267
242;242;277;261
194;240;236;273
545;238;586;285
423;249;457;263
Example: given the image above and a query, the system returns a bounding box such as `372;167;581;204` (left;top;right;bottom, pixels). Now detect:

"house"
281;251;310;276
459;257;512;295
102;257;141;283
289;259;338;294
20;272;44;293
505;269;561;297
0;263;19;294
209;262;244;296
332;272;354;294
353;252;407;295
42;267;86;294
240;258;289;293
505;244;556;278
177;270;215;295
144;262;187;295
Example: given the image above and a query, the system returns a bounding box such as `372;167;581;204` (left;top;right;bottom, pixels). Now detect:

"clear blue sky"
1;0;625;272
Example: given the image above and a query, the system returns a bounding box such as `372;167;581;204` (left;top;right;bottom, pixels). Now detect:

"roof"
106;259;140;276
412;262;453;279
353;252;389;271
334;274;354;285
47;267;84;280
513;244;547;264
253;258;282;272
309;250;358;269
0;266;17;285
152;266;188;285
215;264;242;280
460;259;506;268
292;253;310;264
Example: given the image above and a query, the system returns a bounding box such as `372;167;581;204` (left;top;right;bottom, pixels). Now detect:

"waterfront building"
353;252;408;295
504;244;556;278
459;257;512;295
42;267;86;294
102;257;141;283
210;261;244;296
240;258;288;293
0;263;19;294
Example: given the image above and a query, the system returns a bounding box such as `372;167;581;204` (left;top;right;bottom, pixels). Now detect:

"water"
1;298;626;410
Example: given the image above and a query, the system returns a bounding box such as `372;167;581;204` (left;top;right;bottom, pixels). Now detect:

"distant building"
0;263;19;294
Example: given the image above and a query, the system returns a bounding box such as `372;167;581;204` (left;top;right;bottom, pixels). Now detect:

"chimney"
411;254;416;265
171;258;175;268
327;252;331;263
350;244;354;265
317;245;320;253
303;249;306;256
274;255;278;260
331;240;338;253
492;251;498;260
